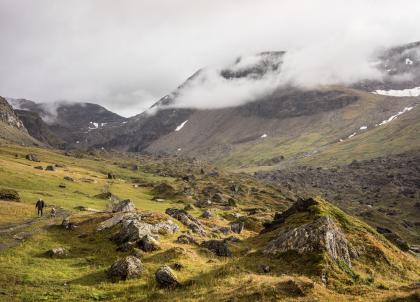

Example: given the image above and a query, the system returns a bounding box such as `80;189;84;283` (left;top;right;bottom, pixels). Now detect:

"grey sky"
0;0;419;117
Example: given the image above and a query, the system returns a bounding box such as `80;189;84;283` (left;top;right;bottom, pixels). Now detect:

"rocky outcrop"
0;97;27;131
108;256;143;281
165;208;206;235
201;240;232;257
25;154;40;162
155;265;179;288
137;234;161;252
112;213;179;244
112;200;135;213
264;216;357;266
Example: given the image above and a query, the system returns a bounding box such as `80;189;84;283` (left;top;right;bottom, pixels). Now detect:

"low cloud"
1;0;420;115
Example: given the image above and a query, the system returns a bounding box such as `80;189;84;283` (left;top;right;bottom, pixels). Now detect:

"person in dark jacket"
35;199;45;216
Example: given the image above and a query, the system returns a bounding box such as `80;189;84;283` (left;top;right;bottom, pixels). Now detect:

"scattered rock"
155;265;179;288
261;265;271;273
63;176;74;182
182;175;195;182
137;235;161;252
201;210;212;219
165;208;206;235
0;189;21;202
47;247;67;257
153;183;176;198
62;218;77;230
231;222;245;234
45;165;55;171
25;154;40;162
34;166;44;170
171;263;184;271
59;184;66;188
201;240;232;257
176;234;198;245
94;191;119;202
108;256;143;281
107;172;116;180
184;204;194;211
112;199;135;213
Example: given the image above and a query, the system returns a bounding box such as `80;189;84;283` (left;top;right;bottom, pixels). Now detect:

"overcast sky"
1;0;419;117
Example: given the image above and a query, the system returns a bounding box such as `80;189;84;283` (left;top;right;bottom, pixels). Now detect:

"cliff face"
0;96;27;131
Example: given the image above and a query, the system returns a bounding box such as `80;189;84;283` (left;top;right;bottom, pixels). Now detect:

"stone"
264;216;357;266
153;183;176;198
47;247;67;257
112;199;135;213
201;240;232;257
137;234;160;252
34;166;44;170
108;256;143;281
201;210;212;219
155;265;179;288
25;154;40;162
176;234;198;245
0;189;21;202
59;184;66;188
45;165;55;171
107;172;116;179
113;215;179;244
63;176;74;182
261;265;271;273
231;222;245;234
165;208;206;235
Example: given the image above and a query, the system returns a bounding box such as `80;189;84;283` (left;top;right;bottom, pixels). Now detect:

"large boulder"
201;240;232;257
153;183;177;198
165;208;206;235
113;215;179;244
155;265;179;288
108;256;143;281
25;154;40;162
264;216;357;266
137;234;160;252
0;189;21;202
112;199;135;213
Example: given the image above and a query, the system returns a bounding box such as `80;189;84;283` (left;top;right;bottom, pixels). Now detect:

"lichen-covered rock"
25;154;40;162
112;199;135;213
155;265;179;288
137;234;160;252
201;240;232;257
112;214;179;244
231;222;245;234
108;256;143;281
176;234;198;245
165;208;206;235
264;216;356;266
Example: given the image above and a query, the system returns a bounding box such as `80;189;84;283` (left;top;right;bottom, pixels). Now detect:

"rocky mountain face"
8;99;127;148
0;96;27;131
0;96;40;145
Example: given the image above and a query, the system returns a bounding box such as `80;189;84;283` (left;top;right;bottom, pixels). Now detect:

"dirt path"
0;207;68;252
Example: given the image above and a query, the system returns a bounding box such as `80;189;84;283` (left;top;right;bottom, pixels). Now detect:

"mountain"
0;96;39;146
8;99;127;148
74;42;420;171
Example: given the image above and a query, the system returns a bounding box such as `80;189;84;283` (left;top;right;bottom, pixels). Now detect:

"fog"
0;0;419;116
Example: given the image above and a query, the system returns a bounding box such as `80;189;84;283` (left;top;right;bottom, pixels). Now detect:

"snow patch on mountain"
378;107;413;125
175;120;188;131
372;87;420;97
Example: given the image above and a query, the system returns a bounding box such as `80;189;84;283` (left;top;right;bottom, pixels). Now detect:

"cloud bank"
0;0;419;115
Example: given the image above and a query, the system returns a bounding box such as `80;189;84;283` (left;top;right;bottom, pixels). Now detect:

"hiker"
35;199;45;216
50;207;56;218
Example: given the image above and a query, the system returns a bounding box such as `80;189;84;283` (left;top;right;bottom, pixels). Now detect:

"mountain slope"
8;99;127;148
0;97;40;146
